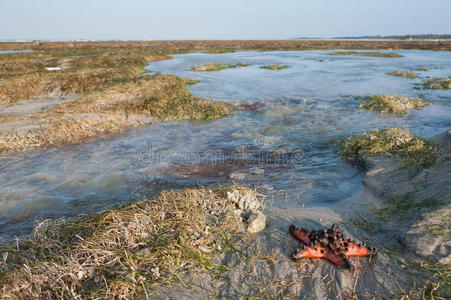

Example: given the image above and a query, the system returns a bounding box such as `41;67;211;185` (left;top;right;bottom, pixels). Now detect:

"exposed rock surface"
359;130;451;263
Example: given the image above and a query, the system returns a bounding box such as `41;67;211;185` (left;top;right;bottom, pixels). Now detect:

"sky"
0;0;450;40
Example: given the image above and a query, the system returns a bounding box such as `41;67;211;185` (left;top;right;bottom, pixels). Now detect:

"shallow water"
0;50;33;55
1;50;450;241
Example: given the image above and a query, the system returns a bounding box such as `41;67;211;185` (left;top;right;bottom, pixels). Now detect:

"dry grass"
0;67;147;103
358;94;430;115
387;71;418;78
0;186;257;299
341;128;439;168
0;52;154;103
0;53;48;79
0;113;141;153
0;74;231;153
53;73;232;120
2;40;451;52
0;47;233;153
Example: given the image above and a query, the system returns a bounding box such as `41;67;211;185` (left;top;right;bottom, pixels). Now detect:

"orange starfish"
289;224;377;269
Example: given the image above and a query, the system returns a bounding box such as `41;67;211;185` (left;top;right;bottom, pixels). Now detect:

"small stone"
247;210;266;234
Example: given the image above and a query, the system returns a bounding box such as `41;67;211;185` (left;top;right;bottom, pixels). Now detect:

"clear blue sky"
1;0;450;40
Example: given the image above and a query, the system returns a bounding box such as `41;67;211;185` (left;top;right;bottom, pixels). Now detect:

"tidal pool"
1;50;450;241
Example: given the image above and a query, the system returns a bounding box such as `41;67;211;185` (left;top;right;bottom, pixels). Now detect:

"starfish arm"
323;252;351;269
345;243;378;257
289;224;310;245
292;246;351;269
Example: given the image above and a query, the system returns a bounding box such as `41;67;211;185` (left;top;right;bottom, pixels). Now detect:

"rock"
360;130;451;265
247;210;266;234
403;205;451;264
429;129;451;153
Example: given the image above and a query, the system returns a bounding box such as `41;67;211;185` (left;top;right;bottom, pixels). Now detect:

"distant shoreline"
1;39;451;51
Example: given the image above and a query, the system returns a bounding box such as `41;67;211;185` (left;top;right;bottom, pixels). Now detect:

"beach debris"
227;188;266;233
227;187;261;212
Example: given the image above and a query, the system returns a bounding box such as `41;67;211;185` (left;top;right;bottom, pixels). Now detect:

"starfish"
289;223;377;269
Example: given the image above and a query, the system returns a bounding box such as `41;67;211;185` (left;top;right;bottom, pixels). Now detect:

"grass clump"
388;71;418;78
112;75;232;120
416;67;429;71
422;77;451;89
0;186;256;299
191;63;249;72
341;128;440;168
329;51;403;58
358;94;430;115
260;64;289;70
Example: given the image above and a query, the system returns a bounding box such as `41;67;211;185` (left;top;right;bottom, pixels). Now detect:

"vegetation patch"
0;186;258;299
207;49;236;54
0;74;231;153
2;40;451;52
341;128;439;168
260;64;289;70
421;77;451;89
329;51;403;58
387;71;418;78
191;63;249;72
358;94;430;115
374;196;443;222
0;49;233;153
386;250;450;300
416;67;429;71
0;52;162;103
418;263;451;299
